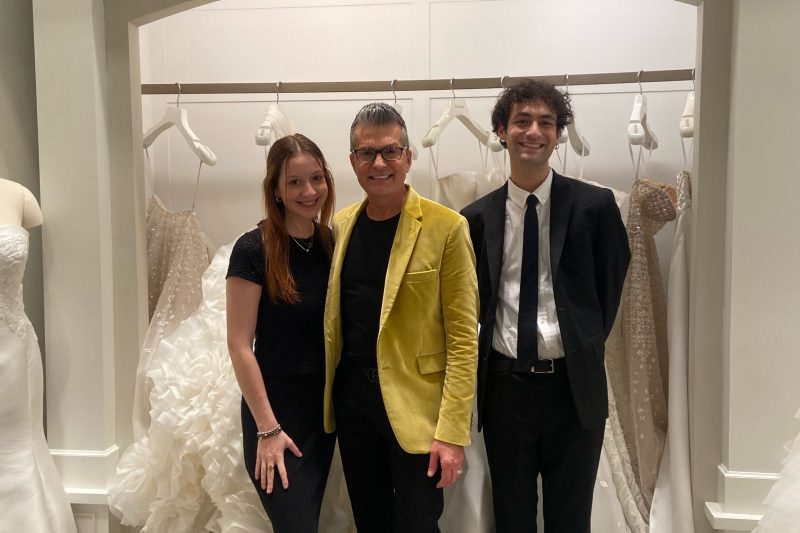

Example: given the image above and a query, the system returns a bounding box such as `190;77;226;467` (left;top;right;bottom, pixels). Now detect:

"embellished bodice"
628;178;677;238
0;225;31;337
146;195;214;318
676;170;692;213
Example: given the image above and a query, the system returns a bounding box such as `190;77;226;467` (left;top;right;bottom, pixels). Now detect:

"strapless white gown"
0;224;77;532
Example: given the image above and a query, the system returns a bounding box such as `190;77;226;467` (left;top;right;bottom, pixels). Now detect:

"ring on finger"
457;468;464;475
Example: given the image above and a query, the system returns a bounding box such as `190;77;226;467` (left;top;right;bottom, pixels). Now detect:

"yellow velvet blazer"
323;187;479;453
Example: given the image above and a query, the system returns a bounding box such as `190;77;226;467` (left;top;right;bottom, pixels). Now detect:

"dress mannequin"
0;177;43;228
0;177;76;531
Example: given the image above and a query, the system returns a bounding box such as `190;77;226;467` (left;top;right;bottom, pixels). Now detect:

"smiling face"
276;152;329;234
349;122;411;205
497;99;560;171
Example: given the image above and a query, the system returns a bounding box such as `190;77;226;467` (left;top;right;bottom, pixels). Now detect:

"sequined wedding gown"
0;225;77;532
131;195;215;439
605;178;677;529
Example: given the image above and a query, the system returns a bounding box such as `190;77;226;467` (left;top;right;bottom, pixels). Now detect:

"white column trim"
704;502;761;531
50;445;119;504
703;463;781;531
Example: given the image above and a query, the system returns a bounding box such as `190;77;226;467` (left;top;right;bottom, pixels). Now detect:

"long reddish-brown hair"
259;134;335;304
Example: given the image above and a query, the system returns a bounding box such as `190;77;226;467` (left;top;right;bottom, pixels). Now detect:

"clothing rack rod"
141;69;693;95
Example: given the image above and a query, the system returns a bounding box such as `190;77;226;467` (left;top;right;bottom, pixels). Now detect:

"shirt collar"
507;168;553;209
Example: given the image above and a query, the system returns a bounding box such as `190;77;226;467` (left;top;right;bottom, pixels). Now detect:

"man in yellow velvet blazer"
323;103;478;532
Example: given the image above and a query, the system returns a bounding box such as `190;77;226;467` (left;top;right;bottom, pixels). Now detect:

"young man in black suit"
461;80;630;532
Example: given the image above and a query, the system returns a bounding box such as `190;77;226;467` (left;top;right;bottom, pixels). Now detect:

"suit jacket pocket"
404;269;437;283
417;351;446;374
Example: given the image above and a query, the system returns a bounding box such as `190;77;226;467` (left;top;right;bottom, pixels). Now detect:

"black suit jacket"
461;172;630;431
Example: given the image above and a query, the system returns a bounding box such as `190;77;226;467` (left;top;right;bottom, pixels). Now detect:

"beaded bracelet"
257;424;282;439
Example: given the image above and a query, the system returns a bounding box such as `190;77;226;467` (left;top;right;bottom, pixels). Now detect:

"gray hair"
349;102;410;150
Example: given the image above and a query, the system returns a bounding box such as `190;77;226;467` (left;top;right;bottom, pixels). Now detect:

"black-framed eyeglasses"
351;146;408;163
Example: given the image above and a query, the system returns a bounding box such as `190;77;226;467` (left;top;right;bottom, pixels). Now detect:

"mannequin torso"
0;178;43;228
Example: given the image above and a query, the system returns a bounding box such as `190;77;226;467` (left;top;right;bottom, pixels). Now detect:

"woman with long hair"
226;133;336;532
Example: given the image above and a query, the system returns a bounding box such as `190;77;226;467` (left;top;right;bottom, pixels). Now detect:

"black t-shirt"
340;210;400;365
226;227;330;376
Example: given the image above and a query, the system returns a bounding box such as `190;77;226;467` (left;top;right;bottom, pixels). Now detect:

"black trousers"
483;366;604;533
333;366;443;533
242;373;335;533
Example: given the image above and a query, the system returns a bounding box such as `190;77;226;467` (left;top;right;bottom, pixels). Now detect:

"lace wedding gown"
0;224;76;532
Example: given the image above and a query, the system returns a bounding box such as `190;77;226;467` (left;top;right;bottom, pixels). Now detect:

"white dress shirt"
492;170;565;360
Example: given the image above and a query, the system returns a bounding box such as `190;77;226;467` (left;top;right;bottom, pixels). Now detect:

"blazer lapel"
484;183;508;295
380;188;422;331
549;173;574;280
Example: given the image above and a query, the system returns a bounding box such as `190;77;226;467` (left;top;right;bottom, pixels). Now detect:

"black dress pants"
334;366;443;533
242;373;335;533
483;366;604;533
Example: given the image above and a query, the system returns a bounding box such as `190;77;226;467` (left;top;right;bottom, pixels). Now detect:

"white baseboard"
704;463;780;531
51;445;119;495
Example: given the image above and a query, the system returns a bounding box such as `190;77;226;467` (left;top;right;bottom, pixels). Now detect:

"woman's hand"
255;431;303;493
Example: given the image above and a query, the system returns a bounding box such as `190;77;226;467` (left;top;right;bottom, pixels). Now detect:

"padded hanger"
679;69;696;139
422;79;504;152
390;80;419;160
143;83;217;166
563;75;591;156
627;72;659;150
678;92;695;138
255;83;296;147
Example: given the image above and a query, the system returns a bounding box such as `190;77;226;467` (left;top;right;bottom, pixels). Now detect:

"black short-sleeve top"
226;227;330;376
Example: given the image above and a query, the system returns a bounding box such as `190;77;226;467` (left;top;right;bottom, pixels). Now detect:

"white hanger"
627;72;658;150
679;72;695;139
389;80;418;160
563;74;591;156
143;83;217;166
679;92;694;138
255;82;296;146
422;79;504;152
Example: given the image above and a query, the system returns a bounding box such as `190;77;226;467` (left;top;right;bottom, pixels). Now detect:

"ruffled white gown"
754;407;800;533
110;240;353;532
0;225;77;533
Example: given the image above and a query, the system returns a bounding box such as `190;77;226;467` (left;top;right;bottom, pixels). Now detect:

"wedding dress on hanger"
605;177;676;525
0;224;77;532
131;191;215;439
431;141;500;533
650;170;695;533
436;144;506;212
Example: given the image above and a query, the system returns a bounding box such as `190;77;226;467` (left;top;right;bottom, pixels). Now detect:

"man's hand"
427;439;464;488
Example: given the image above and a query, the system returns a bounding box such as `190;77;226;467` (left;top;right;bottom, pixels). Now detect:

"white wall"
0;0;44;363
140;0;697;272
702;1;800;531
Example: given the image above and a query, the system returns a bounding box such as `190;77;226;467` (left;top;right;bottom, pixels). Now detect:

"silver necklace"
291;235;313;253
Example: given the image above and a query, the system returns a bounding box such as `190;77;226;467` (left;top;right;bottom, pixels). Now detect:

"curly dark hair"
491;79;573;137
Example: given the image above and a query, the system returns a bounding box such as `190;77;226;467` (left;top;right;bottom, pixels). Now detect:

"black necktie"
517;194;539;362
